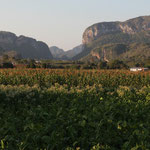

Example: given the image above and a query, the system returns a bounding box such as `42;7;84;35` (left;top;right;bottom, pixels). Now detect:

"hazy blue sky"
0;0;150;50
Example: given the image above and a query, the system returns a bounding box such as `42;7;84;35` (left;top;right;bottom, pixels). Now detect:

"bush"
41;63;47;69
98;61;107;69
26;62;36;68
2;62;14;68
108;60;128;69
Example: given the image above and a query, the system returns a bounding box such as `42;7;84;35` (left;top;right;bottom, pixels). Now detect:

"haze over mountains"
49;45;83;60
0;15;150;62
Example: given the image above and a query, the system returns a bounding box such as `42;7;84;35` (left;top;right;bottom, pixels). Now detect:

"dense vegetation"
73;31;150;62
0;69;150;88
81;42;150;65
0;69;150;149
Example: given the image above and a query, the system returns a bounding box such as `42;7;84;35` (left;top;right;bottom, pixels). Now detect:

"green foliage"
75;28;150;64
108;60;128;69
0;69;150;88
26;62;36;68
98;61;107;69
2;62;14;68
0;84;150;149
0;69;150;149
41;63;48;69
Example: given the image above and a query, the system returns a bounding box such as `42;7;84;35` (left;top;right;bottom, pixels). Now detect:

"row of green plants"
24;60;130;69
0;84;150;149
0;69;150;88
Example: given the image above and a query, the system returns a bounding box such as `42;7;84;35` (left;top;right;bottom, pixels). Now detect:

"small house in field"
130;67;149;72
35;60;41;64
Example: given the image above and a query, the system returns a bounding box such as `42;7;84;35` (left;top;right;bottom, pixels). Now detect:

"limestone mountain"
0;31;53;59
81;43;150;63
73;15;150;62
49;46;66;60
82;16;150;44
49;45;83;60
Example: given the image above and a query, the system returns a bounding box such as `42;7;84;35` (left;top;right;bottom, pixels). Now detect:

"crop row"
0;69;150;88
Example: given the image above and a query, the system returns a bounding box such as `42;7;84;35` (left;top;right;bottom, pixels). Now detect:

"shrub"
2;62;14;68
26;62;36;68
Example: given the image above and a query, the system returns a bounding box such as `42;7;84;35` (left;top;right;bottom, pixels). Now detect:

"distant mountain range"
49;45;83;60
1;15;150;62
0;31;53;59
0;31;83;60
73;15;150;63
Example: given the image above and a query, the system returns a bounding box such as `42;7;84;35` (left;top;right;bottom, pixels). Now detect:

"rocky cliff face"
83;16;150;44
0;31;53;59
73;15;150;62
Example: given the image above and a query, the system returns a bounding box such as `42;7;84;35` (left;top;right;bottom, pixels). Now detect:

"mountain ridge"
83;15;150;44
73;15;150;62
49;44;83;60
0;31;53;59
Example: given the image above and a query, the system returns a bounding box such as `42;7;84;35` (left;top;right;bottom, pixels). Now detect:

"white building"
130;67;149;72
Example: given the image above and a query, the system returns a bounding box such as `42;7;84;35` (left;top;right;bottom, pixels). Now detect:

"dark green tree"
108;60;128;69
26;62;36;68
42;63;47;69
2;62;14;68
98;61;107;69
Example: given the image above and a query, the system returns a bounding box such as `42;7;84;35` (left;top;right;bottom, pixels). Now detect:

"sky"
0;0;150;51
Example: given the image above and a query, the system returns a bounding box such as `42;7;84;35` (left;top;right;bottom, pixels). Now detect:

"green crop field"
0;69;150;149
